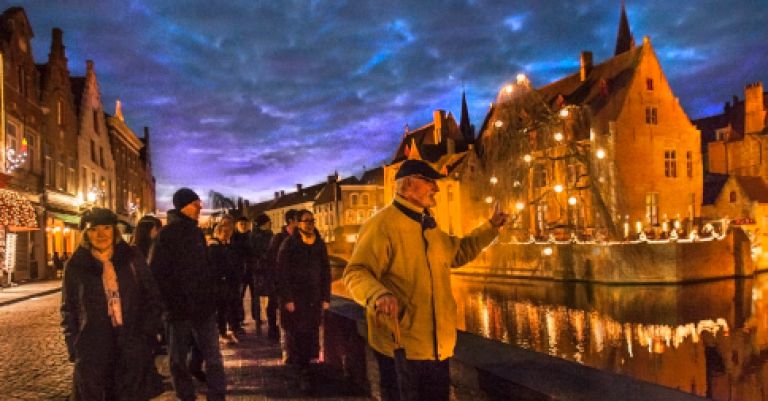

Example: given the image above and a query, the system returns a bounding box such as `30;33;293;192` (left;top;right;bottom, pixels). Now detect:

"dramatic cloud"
16;0;768;207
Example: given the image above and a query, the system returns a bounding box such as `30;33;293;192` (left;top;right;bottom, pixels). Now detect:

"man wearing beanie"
150;188;226;401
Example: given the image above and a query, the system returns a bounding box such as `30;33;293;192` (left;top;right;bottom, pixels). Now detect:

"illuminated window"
664;150;677;177
645;193;659;225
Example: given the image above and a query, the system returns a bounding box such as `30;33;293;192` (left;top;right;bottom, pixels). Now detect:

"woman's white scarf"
92;248;123;327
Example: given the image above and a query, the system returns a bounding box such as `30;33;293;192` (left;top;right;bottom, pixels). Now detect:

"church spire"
459;90;474;145
614;2;635;55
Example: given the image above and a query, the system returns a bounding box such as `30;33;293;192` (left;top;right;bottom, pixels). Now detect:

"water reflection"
451;275;768;400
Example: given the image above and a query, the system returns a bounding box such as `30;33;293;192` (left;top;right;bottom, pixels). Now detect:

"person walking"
343;159;508;401
232;216;255;329
208;221;243;343
249;213;274;334
264;209;298;340
276;209;331;392
61;208;163;401
129;214;165;398
150;188;226;401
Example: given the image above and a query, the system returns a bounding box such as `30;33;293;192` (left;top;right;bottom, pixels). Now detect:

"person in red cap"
344;159;508;401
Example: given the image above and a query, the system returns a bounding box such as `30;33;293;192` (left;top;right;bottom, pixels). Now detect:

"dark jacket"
231;230;253;276
265;227;290;270
208;238;242;284
276;230;331;330
250;228;273;269
60;241;163;362
149;209;216;321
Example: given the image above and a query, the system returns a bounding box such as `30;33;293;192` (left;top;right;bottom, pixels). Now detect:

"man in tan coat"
343;159;508;401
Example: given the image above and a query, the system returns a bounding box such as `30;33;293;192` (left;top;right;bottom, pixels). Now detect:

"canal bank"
324;296;707;401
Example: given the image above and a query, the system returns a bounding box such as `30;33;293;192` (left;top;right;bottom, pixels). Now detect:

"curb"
0;287;62;307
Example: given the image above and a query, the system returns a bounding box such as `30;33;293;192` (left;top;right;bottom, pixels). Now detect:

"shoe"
190;369;207;383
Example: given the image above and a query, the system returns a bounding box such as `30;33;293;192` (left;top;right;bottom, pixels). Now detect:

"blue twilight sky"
7;0;768;209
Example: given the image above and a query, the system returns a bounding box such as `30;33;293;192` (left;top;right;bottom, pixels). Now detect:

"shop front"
0;188;39;285
43;190;82;279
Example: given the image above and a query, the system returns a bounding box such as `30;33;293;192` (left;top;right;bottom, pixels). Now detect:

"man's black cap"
172;187;200;210
395;159;446;180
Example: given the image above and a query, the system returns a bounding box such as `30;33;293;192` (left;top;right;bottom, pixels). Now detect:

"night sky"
10;1;768;209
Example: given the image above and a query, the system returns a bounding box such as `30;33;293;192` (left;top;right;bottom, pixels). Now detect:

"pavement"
0;279;371;401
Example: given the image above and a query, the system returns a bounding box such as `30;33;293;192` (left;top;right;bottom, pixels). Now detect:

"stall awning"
50;212;81;226
0;189;38;229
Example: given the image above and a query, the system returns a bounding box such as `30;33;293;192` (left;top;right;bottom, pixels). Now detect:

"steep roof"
314;176;358;204
736;176;768;203
703;173;729;205
392;110;466;163
271;182;325;209
536;44;644;123
359;166;384;185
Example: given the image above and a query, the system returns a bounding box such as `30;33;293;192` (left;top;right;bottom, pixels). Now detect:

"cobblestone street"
0;291;71;401
0;287;370;401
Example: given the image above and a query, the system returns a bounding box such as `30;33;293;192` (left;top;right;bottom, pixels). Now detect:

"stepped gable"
392;111;464;163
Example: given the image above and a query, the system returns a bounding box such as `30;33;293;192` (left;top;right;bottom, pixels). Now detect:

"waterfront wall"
324;296;707;401
457;228;753;283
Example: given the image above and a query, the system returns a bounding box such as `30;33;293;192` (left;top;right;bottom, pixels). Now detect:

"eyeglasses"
300;219;316;223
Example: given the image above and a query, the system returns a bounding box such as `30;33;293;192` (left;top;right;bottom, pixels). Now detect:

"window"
645;107;658;124
536;204;547;233
357;210;365;224
93;110;100;134
664;150;677;177
82;167;87;193
350;194;358;206
646;78;654;91
346;210;355;224
56;160;65;190
68;158;76;193
24;133;35;171
6;123;18;151
535;165;548;188
44;143;53;187
729;191;737;203
90;140;96;163
645;193;659;225
686;151;693;178
361;194;369;206
99;147;105;168
56;98;63;126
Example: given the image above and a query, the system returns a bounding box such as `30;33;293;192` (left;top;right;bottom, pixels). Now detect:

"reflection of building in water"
451;277;768;400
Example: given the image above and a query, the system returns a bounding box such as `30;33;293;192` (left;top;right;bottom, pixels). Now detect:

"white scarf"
92;248;123;327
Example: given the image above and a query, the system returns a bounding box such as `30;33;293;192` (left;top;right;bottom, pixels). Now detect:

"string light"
485;196;494;204
554;184;563;193
596;149;606;159
6;137;28;173
523;154;532;163
515;202;525;211
559;108;569;118
489;176;498;185
516;73;527;84
554;132;564;141
504;85;513;94
568;196;578;206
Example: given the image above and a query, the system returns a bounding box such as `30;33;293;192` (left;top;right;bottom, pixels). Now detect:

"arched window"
729;191;737;203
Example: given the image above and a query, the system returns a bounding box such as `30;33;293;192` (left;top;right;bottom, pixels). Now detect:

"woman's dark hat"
80;208;118;230
394;159;446;180
255;213;271;227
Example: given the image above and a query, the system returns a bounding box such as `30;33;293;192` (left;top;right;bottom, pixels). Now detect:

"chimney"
50;28;64;58
433;110;444;144
580;51;593;82
296;183;303;192
745;82;766;134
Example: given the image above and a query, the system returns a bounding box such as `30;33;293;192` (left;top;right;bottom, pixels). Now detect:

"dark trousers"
266;294;278;329
217;282;241;335
167;317;226;401
374;351;450;401
241;273;261;322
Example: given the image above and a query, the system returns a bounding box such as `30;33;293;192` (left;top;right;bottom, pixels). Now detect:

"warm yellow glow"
559;108;569;118
345;234;358;243
636;221;642;234
516;73;526;84
515;201;525;211
504;85;513;94
494;120;503;128
596;148;606;159
63;227;70;234
542;247;553;256
553;184;563;193
485;196;494;204
523;154;532;163
53;226;61;233
86;191;97;203
489;176;498;185
554;132;564;141
568;196;577;205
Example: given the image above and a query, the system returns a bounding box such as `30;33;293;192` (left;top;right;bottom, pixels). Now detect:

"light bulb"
559;108;569;118
554;132;564;141
494;120;503;128
523;154;532;163
515;202;525;211
596;149;606;159
504;85;513;94
554;184;563;193
490;176;498;185
542;247;553;256
568;196;577;205
485;196;494;204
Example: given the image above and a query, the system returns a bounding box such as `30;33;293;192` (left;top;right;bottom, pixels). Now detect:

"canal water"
450;274;768;401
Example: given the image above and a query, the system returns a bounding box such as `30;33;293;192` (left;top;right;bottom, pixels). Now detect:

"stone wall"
325;296;707;401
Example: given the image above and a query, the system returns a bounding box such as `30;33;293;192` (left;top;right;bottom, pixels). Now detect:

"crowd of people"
59;159;506;401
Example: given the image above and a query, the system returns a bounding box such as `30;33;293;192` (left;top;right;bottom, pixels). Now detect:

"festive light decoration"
568;196;578;206
596;149;606;159
504;85;513;94
485;196;494;204
554;184;564;193
559;108;570;118
516;73;527;84
542;247;553;256
6;137;28;173
523;154;532;163
553;132;564;141
515;201;525;211
494;120;504;128
0;189;37;228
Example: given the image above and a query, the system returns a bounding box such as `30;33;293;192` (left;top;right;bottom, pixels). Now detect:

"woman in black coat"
208;221;244;341
276;209;331;390
61;208;163;401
